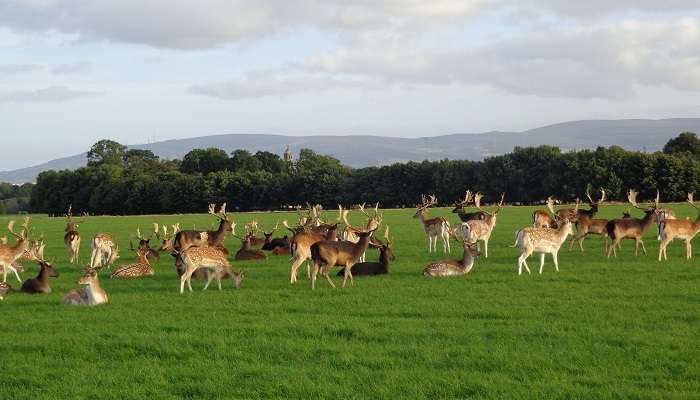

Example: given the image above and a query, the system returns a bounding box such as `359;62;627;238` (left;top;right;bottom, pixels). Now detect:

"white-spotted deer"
513;201;574;275
606;190;659;258
462;192;504;258
309;229;376;289
413;194;451;254
63;266;109;306
178;245;245;294
64;205;82;264
0;218;33;283
423;239;480;277
90;233;119;269
111;245;155;279
658;193;700;261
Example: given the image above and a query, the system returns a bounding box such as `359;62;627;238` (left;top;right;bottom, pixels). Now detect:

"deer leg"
290;256;303;284
640;239;647;255
539;253;546;274
484;239;489;258
324;265;336;288
179;269;191;294
343;262;353;288
1;264;7;283
311;262;320;290
552;251;559;272
686;240;692;260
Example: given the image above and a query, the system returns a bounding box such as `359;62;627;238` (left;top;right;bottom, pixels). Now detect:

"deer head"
413;194;438;218
474;192;505;216
209;203;234;232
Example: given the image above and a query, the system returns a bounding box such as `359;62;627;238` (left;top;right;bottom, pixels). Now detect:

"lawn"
2;204;699;399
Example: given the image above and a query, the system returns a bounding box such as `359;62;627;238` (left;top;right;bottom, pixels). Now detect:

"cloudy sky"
1;1;699;170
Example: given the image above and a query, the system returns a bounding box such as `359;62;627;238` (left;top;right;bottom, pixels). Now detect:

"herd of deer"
1;188;699;302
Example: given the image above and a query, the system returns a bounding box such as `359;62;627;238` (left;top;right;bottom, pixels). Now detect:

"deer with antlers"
133;224;162;262
513;201;575;275
310;227;376;289
234;222;268;261
413;194;451;254
261;221;290;252
111;242;155;279
89;233;119;269
568;189;608;252
284;219;339;284
657;193;700;261
452;190;488;223
458;192;504;258
339;203;382;262
173;203;235;252
64;204;82;264
0;218;33;283
606;190;659;258
336;226;394;277
532;197;558;228
63;266;109;306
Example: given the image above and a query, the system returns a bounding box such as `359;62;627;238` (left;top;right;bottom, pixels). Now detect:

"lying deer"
336;226;394;277
513;201;574;275
261;222;289;252
63;267;109;306
452;190;488;223
309;228;376;289
234;229;267;261
423;239;480;277
21;260;59;294
111;246;155;279
135;224;161;262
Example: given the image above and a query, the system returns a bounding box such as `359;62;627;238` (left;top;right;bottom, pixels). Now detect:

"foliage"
663;132;700;155
87;139;127;166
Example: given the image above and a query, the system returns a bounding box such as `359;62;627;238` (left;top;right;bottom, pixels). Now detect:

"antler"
546;196;557;216
628;190;646;210
384;225;391;246
6;218;28;239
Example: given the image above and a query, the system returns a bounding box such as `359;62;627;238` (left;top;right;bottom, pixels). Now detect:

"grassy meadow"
2;204;699;399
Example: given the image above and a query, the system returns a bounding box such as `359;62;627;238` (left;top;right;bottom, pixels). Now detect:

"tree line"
23;132;700;215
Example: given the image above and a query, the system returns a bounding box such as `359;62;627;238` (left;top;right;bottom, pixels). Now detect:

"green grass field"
2;204;699;399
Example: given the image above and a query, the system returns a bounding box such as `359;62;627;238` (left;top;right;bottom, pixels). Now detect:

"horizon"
2;2;700;170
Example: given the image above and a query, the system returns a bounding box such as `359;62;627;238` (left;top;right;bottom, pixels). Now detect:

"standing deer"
658;193;700;261
90;233;119;269
21;260;59;294
569;189;608;252
64;204;82;264
606;190;659;258
178;245;245;294
0;218;33;283
173;203;234;252
339;203;382;261
285;220;339;284
63;267;109;306
310;228;376;289
452;190;488;223
423;239;480;277
461;192;504;258
413;194;451;254
513;201;574;275
336;226;394;277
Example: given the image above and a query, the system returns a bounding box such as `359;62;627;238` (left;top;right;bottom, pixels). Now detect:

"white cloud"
51;62;91;75
0;86;100;103
0;63;42;74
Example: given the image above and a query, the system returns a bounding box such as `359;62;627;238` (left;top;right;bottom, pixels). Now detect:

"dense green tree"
663;132;700;155
230;150;262;173
254;151;286;173
180;148;230;175
87;139;127;166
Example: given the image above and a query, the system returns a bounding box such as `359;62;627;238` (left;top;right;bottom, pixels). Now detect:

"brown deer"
339;203;382;261
111;245;155;279
413;194;451;254
173;203;234;252
285;220;339;284
21;260;59;294
63;204;82;264
568;189;608;252
0;218;33;283
63;266;109;306
606;190;659;258
658;193;700;261
337;226;394;277
452;190;488;223
423;239;480;277
234;231;267;261
309;228;376;289
90;233;119;269
135;224;160;262
261;222;290;252
461;192;504;258
513;201;574;275
178;245;245;294
532;197;558;228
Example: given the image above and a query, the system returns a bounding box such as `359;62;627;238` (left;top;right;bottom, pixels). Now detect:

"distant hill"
2;118;698;183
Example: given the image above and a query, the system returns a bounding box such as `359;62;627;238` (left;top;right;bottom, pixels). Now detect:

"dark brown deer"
261;222;290;251
234;232;267;261
452;190;487;223
606;190;659;258
63;204;82;264
173;203;234;252
21;260;59;294
336;226;394;277
310;228;376;289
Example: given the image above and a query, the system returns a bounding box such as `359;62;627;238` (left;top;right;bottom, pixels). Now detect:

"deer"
111;244;155;279
459;192;504;258
6;239;45;275
339;203;382;262
606;190;659;258
452;190;488;223
178;244;246;294
63;266;109;306
90;233;119;269
657;193;700;261
21;260;59;294
413;194;451;254
309;228;376;289
234;228;267;261
513;201;574;275
261;222;289;252
532;197;558;228
336;226;394;277
63;204;82;264
284;220;339;284
172;203;234;252
155;224;181;254
568;189;608;252
423;239;480;277
0;218;33;283
135;224;161;262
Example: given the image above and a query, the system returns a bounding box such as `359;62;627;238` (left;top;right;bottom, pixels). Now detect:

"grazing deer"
413;194;451;254
90;233;119;269
64;204;82;264
63;267;109;306
658;193;700;261
21;260;59;294
532;197;558;228
513;201;574;275
310;228;376;289
0;218;32;283
461;192;504;258
423;240;480;277
284;220;339;284
336;226;394;277
568;189;608;252
178;245;245;294
0;281;9;300
173;203;234;252
606;190;659;258
452;190;488;223
111;245;155;279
